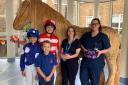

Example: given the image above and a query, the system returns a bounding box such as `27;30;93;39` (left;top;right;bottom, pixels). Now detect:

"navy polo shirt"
80;32;111;58
35;53;57;81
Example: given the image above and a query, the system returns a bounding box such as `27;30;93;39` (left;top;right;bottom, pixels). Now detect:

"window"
86;16;93;27
79;2;94;27
99;2;110;26
112;14;123;29
0;0;6;32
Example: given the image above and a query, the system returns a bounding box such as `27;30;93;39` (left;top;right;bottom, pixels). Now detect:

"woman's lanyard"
65;43;71;53
65;38;75;53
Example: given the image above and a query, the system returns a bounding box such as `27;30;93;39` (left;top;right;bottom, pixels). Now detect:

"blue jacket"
20;42;42;71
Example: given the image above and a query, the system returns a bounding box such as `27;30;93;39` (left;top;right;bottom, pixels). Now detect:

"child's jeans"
25;64;38;85
39;80;54;85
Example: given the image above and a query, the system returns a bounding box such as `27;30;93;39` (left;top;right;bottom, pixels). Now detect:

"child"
20;28;41;85
35;40;57;85
39;19;59;59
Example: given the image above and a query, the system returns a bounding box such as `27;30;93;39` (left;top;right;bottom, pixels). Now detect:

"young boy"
35;40;57;85
20;28;41;85
39;19;59;58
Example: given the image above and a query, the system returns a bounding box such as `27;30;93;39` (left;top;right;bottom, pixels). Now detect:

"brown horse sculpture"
13;0;120;85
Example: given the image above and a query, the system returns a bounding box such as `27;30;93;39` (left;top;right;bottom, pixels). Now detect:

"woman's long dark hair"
91;18;102;32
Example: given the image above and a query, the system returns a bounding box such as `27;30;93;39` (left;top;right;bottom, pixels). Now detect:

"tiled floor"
0;59;26;85
0;59;126;85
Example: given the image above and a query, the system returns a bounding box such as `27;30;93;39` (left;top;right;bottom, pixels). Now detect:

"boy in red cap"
39;19;59;57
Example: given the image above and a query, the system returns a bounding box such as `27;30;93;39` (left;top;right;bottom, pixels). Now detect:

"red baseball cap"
44;19;56;30
45;19;56;25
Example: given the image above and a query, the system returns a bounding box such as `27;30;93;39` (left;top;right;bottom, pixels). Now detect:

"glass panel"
61;0;67;17
112;0;124;33
0;0;5;15
113;0;124;15
0;36;7;57
73;1;79;25
0;0;6;32
79;2;94;27
61;4;67;17
53;0;58;11
99;2;110;26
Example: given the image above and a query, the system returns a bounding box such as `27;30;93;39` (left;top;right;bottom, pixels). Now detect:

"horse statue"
13;0;120;85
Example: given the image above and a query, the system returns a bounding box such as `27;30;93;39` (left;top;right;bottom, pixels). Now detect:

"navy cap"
27;28;40;38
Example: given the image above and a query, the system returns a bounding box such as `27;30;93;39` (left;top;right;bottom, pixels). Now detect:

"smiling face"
41;41;51;54
91;19;101;32
29;36;37;44
46;25;55;34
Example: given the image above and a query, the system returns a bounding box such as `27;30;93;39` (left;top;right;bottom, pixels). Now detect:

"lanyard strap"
65;38;75;53
65;43;71;53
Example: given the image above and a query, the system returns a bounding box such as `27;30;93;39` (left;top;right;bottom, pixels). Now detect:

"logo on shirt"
25;47;30;53
50;59;53;64
33;30;36;33
35;53;39;59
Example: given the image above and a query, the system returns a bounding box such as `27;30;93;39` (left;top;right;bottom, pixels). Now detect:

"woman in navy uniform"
20;28;41;85
61;26;81;85
80;18;111;85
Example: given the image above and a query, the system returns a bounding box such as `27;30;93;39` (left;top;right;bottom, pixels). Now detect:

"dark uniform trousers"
80;57;105;85
61;59;79;85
